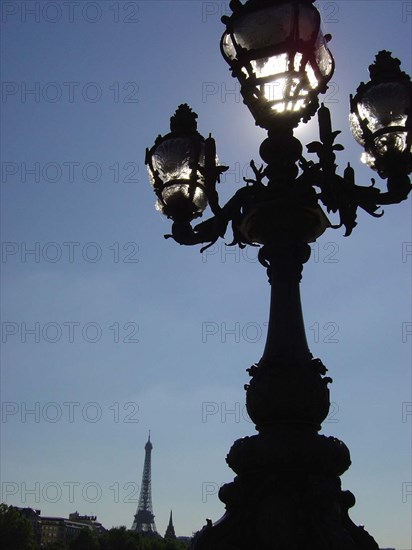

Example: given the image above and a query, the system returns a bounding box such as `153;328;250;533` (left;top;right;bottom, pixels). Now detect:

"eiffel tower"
131;433;157;534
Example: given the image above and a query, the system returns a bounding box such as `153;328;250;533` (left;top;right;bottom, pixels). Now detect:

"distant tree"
163;542;182;550
99;526;141;550
69;527;100;550
98;528;188;550
140;537;163;550
163;540;187;550
0;503;38;550
43;543;67;550
141;537;186;550
170;544;183;550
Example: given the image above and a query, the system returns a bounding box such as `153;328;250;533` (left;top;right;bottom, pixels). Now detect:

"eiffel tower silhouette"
131;432;157;534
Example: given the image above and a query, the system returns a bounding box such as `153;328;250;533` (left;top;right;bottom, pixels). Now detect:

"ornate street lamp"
146;1;411;548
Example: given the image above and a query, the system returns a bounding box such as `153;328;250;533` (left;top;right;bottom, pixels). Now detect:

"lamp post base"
191;346;379;549
191;360;378;550
191;471;378;550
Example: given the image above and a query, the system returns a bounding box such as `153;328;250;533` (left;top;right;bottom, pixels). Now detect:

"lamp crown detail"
368;50;410;83
170;104;198;133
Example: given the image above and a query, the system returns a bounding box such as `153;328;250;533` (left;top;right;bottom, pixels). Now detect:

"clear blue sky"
1;1;411;547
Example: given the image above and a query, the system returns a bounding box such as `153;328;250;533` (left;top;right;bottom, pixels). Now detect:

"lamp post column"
259;241;311;367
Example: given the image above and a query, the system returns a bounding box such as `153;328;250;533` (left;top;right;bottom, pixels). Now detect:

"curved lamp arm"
304;104;411;236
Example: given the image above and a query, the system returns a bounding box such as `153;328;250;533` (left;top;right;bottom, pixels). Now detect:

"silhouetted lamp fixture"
145;104;227;224
221;0;334;129
350;50;412;193
145;1;412;547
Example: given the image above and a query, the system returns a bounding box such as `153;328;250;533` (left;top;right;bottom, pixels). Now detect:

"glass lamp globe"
350;51;412;179
221;0;334;130
146;105;209;222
